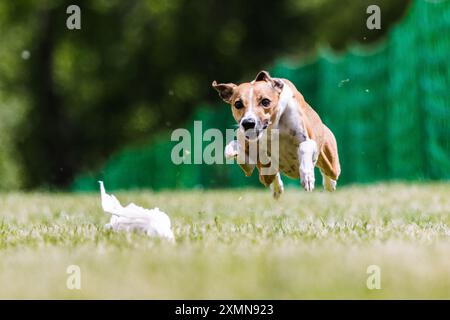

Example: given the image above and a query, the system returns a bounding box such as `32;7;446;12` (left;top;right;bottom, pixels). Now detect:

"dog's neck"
260;80;294;143
273;79;294;127
259;80;301;144
271;80;309;142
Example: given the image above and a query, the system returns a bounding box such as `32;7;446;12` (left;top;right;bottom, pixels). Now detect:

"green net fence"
72;0;450;191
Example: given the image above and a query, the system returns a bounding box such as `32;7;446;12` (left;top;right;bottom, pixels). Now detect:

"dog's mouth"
243;121;271;141
244;129;262;141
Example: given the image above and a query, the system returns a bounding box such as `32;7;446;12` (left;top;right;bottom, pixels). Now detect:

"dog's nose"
241;118;256;131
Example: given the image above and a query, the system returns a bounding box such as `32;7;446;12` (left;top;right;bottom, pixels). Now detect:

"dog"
212;70;340;198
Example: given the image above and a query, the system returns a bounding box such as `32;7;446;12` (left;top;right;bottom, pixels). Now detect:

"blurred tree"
0;0;410;189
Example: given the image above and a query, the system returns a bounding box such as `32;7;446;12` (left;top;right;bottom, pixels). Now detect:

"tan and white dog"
212;70;340;198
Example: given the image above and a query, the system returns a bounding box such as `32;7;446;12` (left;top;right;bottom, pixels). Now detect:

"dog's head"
212;71;284;141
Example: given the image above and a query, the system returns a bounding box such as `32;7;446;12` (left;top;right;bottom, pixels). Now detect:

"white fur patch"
241;87;257;133
276;81;308;141
274;80;291;125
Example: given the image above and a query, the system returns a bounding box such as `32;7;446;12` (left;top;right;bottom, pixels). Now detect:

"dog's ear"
255;70;272;82
254;70;284;92
212;81;236;103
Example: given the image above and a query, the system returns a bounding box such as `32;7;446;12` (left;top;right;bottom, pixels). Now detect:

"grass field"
0;183;449;299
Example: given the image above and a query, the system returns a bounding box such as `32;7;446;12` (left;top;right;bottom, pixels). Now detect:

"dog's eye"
261;98;271;107
234;101;244;109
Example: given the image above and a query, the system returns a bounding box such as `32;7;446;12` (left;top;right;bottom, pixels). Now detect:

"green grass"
0;183;449;299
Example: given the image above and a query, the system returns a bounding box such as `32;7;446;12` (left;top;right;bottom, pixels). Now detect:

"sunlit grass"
0;183;449;299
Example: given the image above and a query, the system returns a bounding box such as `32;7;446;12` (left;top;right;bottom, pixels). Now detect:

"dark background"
0;0;410;190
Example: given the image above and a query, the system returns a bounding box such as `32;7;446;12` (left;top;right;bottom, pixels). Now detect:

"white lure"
99;181;175;242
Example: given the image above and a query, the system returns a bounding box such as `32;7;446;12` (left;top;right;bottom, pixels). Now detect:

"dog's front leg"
224;140;239;159
298;139;318;192
225;140;255;176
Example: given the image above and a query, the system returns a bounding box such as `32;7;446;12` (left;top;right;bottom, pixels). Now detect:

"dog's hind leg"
270;173;284;199
239;163;256;176
316;125;340;192
258;172;283;199
321;170;337;192
257;162;283;199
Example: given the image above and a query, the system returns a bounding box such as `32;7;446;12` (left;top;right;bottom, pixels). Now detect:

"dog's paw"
271;183;284;200
322;176;337;192
272;186;284;199
224;140;239;159
300;170;315;192
270;174;284;200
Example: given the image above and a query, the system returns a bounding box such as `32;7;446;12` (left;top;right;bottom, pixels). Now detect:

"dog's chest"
275;107;307;179
277;131;301;178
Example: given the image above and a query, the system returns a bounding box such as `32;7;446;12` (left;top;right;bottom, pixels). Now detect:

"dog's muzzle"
240;118;270;141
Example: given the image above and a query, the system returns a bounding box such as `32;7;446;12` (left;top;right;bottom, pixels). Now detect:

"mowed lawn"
0;183;449;299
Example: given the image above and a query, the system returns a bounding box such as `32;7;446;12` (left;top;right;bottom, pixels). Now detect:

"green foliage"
73;0;450;191
0;0;32;190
